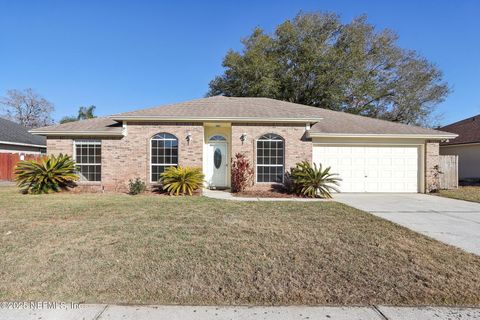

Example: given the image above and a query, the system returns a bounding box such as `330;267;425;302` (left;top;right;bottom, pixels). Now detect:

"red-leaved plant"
231;153;253;193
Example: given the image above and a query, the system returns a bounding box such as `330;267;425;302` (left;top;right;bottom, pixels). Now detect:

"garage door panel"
313;145;419;193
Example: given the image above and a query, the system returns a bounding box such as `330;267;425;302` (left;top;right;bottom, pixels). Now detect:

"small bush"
15;154;78;194
283;171;295;194
160;166;204;196
231;153;253;193
128;177;146;195
288;161;341;198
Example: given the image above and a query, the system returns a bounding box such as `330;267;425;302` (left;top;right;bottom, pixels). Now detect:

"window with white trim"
74;139;101;182
209;135;226;142
151;133;178;182
256;133;284;183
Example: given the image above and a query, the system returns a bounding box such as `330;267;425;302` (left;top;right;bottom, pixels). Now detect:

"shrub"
283;171;295;194
160;166;204;196
128;177;146;195
231;153;253;193
15;154;78;194
288;161;341;198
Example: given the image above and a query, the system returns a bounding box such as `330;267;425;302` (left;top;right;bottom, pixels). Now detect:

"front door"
208;142;227;188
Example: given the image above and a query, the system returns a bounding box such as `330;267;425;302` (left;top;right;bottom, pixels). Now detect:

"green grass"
437;186;480;203
0;187;479;306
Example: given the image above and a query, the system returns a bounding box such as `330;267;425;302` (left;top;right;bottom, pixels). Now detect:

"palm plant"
160;166;204;196
289;161;341;198
15;154;78;194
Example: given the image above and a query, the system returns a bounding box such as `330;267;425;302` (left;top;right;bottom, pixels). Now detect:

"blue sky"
1;0;479;125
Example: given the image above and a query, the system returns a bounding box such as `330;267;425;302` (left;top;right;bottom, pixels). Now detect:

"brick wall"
46;124;439;194
425;140;440;192
231;123;312;187
106;122;204;191
45;123;204;192
47;138;72;156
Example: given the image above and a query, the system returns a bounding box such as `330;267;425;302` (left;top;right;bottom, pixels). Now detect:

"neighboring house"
0;118;46;154
30;96;456;193
440;114;480;180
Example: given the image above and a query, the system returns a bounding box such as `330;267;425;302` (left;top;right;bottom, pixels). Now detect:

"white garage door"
312;145;420;193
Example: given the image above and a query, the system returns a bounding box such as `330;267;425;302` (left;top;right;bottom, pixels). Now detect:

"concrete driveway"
334;193;480;256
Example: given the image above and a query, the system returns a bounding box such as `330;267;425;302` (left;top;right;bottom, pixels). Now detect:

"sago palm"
160;166;204;196
290;161;341;198
15;154;78;194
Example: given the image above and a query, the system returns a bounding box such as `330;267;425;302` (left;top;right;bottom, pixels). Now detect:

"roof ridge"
110;96;226;117
441;114;480;129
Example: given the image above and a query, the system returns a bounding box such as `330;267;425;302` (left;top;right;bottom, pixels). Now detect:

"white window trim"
255;134;285;183
150;133;179;183
73;139;102;182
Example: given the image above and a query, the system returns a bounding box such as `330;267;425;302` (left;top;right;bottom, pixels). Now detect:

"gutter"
109;115;323;123
307;132;458;140
0;140;46;148
29;130;124;137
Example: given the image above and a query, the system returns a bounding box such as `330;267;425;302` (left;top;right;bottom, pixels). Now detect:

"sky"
0;0;479;125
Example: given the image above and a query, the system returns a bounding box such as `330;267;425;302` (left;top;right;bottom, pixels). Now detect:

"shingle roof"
0;118;46;146
111;96;327;120
30;117;123;135
440;114;480;146
309;107;451;136
30;96;455;138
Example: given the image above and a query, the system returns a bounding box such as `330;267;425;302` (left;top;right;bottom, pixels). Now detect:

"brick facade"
47;123;203;192
46;122;440;193
425;140;440;192
47;138;72;156
231;123;312;171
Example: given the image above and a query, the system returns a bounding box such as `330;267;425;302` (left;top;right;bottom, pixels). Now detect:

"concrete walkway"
335;193;480;255
1;304;479;320
203;188;328;202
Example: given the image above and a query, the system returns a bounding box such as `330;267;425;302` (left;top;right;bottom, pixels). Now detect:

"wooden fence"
0;153;43;181
438;155;458;189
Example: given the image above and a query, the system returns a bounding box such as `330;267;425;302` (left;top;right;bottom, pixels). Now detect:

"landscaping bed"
1;186;479;306
233;189;301;198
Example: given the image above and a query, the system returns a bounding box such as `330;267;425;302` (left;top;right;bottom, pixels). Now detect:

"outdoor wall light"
186;131;192;144
240;133;247;144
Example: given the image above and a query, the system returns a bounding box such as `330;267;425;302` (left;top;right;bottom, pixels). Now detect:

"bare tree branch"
0;88;54;128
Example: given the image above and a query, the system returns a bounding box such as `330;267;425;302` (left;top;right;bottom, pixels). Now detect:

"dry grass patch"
0;187;479;306
437;186;480;203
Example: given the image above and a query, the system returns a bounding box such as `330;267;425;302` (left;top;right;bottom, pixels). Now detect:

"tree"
59;116;78;124
78;105;96;120
60;105;96;124
208;12;449;126
0;88;54;128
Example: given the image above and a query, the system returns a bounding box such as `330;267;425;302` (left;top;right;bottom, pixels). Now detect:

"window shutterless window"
256;133;284;183
151;133;178;182
74;139;101;182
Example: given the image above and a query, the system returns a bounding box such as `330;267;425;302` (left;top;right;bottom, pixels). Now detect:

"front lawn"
0;187;479;306
437;186;480;203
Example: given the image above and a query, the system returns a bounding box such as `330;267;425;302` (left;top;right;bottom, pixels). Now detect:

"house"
0;118;46;155
440;114;480;180
30;96;456;193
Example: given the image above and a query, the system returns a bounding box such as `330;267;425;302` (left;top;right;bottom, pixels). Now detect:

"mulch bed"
233;190;302;198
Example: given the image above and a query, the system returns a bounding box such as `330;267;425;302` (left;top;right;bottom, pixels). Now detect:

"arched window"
151;133;178;182
208;135;226;142
256;133;284;183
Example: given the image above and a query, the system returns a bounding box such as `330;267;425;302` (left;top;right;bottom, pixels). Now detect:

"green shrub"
288;161;341;198
128;177;146;195
160;166;204;196
15;154;78;194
